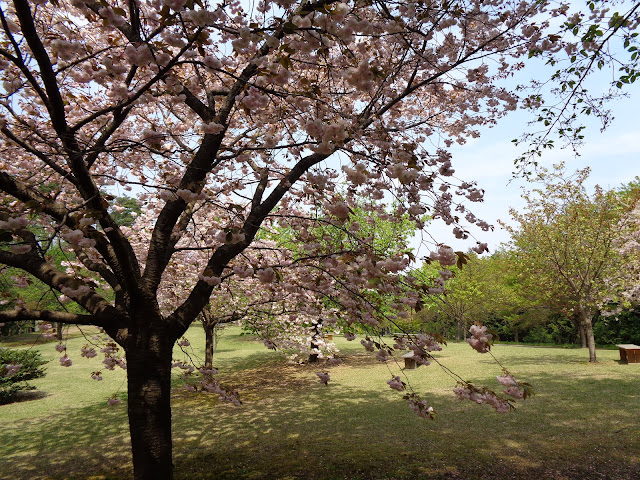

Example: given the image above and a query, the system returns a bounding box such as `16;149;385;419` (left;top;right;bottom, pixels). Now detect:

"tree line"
406;166;640;363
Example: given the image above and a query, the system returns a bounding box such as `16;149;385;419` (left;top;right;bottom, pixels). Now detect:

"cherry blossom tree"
601;195;640;314
0;0;592;478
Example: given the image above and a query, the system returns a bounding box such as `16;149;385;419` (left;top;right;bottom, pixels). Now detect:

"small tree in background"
503;165;625;362
0;348;47;403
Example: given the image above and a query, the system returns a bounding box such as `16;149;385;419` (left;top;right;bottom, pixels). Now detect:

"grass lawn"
1;325;639;480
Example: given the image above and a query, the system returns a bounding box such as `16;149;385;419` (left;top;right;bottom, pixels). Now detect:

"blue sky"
414;73;640;258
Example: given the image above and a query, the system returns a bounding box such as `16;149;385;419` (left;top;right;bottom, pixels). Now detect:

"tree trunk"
125;334;175;480
584;318;598;362
308;340;319;363
582;318;597;363
514;329;519;343
202;308;221;371
204;322;214;370
579;324;587;348
56;322;63;341
578;304;597;362
308;322;321;363
569;313;587;347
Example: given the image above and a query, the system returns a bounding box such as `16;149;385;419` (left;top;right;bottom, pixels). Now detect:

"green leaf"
282;22;297;34
278;56;293;70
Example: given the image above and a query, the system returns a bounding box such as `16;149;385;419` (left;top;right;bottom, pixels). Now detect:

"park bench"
615;344;640;363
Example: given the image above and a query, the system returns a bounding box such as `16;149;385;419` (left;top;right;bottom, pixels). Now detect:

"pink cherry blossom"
0;0;583;470
496;374;518;386
316;371;330;385
4;363;22;377
387;376;405;391
59;355;73;367
81;346;97;358
467;324;493;353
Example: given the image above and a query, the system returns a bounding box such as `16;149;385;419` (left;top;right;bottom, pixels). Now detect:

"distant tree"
503;165;625;362
413;250;533;342
109;196;143;228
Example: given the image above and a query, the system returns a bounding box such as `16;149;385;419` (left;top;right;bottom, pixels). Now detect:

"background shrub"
0;348;47;403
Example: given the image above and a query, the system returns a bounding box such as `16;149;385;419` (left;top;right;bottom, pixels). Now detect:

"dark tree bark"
204;322;215;370
308;343;319;363
579;324;587;348
201;309;221;371
308;321;322;363
568;313;587;347
124;328;176;480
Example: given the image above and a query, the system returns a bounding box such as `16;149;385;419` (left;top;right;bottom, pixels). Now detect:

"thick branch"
141;0;337;297
181;86;215;122
13;0;69;137
0;308;113;328
0;250;117;319
0;171;125;282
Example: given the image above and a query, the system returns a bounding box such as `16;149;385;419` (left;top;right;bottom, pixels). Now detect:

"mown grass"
1;325;639;480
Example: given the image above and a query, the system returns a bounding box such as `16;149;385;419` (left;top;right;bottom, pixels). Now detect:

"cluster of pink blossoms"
387;376;405;392
391;333;442;367
55;342;74;368
101;343;126;370
201;380;242;406
472;242;489;254
59;356;72;367
172;360;195;378
80;345;97;358
453;371;530;413
467;324;493;353
0;215;28;231
497;374;526;400
406;394;435;420
177;363;240;405
4;363;21;377
428;245;457;267
37;323;55;339
453;384;511;413
316;371;330;385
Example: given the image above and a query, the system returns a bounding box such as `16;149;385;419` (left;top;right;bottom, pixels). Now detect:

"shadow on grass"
0;399;132;480
2;350;640;480
0;389;50;405
171;355;640;480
